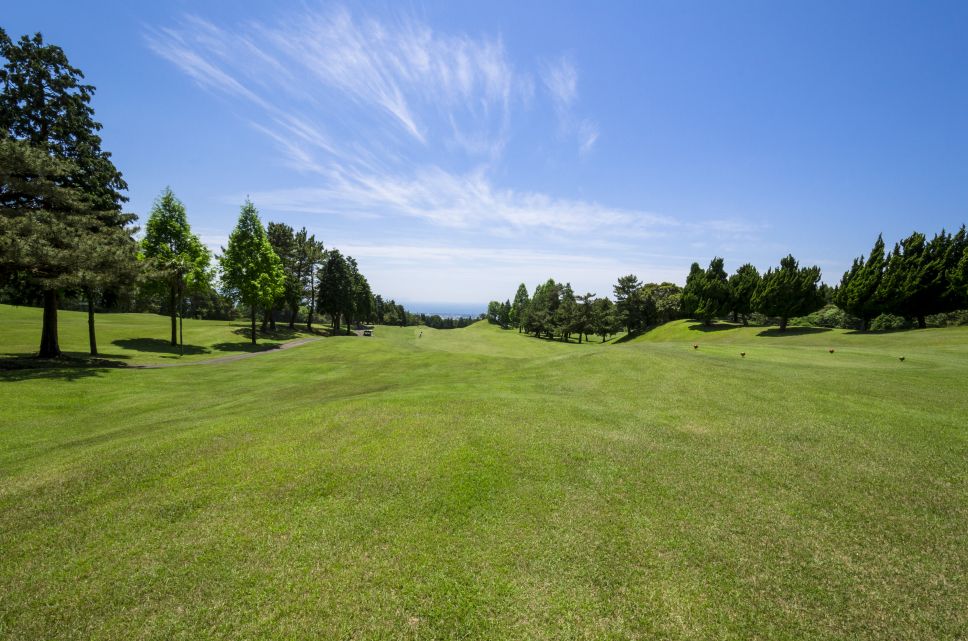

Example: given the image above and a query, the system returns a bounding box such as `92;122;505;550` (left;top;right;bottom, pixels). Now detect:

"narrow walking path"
134;337;321;369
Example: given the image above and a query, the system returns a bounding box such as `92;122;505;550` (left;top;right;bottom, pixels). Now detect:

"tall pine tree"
753;255;824;331
1;29;130;356
834;234;886;331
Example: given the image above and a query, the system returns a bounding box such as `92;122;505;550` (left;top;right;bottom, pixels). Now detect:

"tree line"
0;30;409;357
491;232;967;341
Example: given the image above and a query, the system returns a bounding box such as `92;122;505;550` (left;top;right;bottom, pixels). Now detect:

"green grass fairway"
1;308;966;639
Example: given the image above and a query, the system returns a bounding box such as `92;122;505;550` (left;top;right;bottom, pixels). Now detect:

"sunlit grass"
1;308;965;639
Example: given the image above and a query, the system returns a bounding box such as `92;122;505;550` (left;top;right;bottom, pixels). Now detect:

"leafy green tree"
510;283;530;332
728;264;761;325
643;282;682;325
753;254;824;331
1;29;129;356
317;249;354;334
141;188;210;346
219;200;285;344
487;300;502;324
834;234;886;331
613;274;643;333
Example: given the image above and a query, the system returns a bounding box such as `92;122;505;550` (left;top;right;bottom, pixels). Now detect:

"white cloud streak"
541;56;599;153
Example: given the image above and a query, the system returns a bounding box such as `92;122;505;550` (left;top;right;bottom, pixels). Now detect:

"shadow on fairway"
113;338;209;357
688;322;742;333
210;341;282;354
757;327;832;337
230;326;310;340
0;355;129;382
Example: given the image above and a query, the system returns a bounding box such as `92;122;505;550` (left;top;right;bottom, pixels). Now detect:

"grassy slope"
1;312;966;640
0;304;315;365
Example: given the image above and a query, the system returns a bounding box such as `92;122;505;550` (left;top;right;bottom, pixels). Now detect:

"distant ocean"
400;302;485;318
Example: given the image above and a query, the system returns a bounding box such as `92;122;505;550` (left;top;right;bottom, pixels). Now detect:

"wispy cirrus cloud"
145;6;611;217
541;55;599;154
243;165;675;234
146;5;763;300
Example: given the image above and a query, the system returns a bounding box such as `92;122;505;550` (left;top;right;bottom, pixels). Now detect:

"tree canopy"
219;200;284;344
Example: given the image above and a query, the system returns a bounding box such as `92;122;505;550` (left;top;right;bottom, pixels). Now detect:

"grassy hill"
0;304;317;366
1;306;966;639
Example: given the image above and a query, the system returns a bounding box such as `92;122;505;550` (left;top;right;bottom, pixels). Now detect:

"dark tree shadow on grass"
0;355;129;382
688;322;742;333
210;341;283;354
757;327;832;337
112;338;209;357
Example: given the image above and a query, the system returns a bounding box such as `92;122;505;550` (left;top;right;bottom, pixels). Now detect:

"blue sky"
5;1;968;309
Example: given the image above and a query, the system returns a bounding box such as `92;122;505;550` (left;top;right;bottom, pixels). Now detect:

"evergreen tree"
266;222;298;331
685;257;730;325
499;299;511;327
880;228;968;327
527;279;560;338
296;231;325;330
834;234;886;331
0;137;137;356
728;264;761;325
577;292;596;343
1;30;130;357
681;262;704;320
555;283;579;341
592;297;620;342
141;187;210;346
77;216;140;355
317;249;353;334
219;200;285;344
753;254;824;331
510;283;530;332
613;274;642;333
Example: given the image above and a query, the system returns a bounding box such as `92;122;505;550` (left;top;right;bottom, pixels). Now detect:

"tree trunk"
862;316;870;332
578;333;582;344
289;305;296;330
39;289;60;358
917;315;926;329
269;309;277;331
262;309;269;333
250;307;257;344
86;288;98;356
307;279;315;330
732;311;738;323
169;284;178;346
741;314;748;327
779;317;788;332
